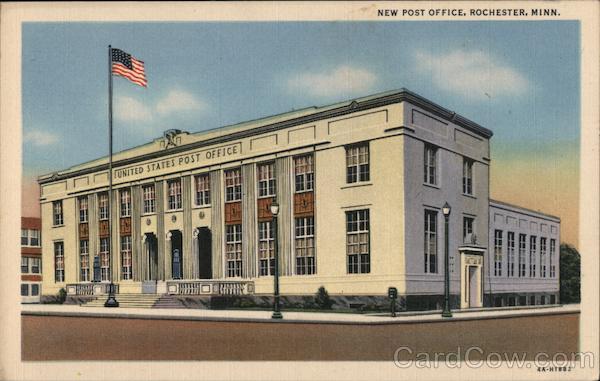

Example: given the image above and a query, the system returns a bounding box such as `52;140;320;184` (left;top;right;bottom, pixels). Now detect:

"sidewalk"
21;303;580;325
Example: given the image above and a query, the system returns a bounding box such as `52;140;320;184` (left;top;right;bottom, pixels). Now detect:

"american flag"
111;48;147;87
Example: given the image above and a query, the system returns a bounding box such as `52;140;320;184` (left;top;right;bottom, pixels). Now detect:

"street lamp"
270;199;283;319
442;202;452;317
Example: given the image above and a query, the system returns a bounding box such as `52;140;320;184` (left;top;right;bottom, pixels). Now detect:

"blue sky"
23;21;579;176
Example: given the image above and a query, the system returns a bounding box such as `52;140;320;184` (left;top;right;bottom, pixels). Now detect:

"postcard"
1;1;598;380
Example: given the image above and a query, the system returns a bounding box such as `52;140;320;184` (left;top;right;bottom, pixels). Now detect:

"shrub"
314;286;333;309
58;288;67;304
239;298;257;308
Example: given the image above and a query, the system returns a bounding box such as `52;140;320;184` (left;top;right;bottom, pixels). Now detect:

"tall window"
463;158;473;195
424;210;438;273
167;179;182;210
31;257;41;274
423;145;437;185
120;189;131;217
79;196;88;223
257;163;276;198
142;185;156;214
518;234;527;277
258;221;275;276
100;237;110;281
226;224;242;277
346;144;370;184
507;232;515;277
99;193;109;220
494;230;503;276
550;239;556;278
121;236;132;280
294;155;314;192
31;230;40;246
295;216;315;275
225;169;242;202
540;237;547;277
54;241;64;282
529;236;537;277
21;229;28;245
195;174;211;206
347;210;370;274
21;257;29;273
462;216;474;243
80;240;89;282
53;201;64;226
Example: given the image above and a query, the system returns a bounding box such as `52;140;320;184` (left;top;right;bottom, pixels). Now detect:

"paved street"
22;304;579;361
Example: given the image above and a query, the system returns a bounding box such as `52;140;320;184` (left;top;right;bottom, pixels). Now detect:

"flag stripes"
111;48;147;87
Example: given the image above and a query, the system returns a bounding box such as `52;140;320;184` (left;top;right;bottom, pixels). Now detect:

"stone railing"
66;283;119;296
166;280;254;296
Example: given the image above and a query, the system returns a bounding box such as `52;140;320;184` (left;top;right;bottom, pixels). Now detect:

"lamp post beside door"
442;202;452;318
270;199;283;319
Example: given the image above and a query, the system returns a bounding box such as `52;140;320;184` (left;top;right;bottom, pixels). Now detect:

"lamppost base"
441;310;453;318
104;296;119;308
271;311;283;319
104;283;119;307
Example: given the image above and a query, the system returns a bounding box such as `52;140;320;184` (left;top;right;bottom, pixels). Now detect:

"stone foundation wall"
484;292;559;307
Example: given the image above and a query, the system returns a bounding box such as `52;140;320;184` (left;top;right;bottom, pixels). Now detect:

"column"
210;170;224;279
141;234;148;281
132;185;142;282
111;189;120;282
165;231;172;279
155;180;165;280
242;164;257;279
192;228;200;279
276;156;294;276
183;176;193;279
88;193;98;279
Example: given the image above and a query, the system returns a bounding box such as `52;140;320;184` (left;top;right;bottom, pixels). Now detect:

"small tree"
560;244;580;304
314;286;333;309
58;288;67;304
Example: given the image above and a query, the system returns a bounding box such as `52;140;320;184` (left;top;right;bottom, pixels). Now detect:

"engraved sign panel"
294;191;314;217
257;197;274;221
99;220;109;237
120;217;131;235
79;223;89;239
225;202;242;224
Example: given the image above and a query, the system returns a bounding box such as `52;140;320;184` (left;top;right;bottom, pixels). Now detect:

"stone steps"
153;296;187;309
81;294;162;308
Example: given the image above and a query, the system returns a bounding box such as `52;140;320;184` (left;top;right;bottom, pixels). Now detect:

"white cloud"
414;50;528;100
287;65;377;98
156;89;205;116
114;96;152;122
23;129;59;147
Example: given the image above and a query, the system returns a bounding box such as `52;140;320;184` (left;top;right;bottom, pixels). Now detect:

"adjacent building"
21;217;42;303
37;89;560;310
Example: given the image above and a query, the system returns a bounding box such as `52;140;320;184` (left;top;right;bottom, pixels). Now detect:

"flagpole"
105;44;119;307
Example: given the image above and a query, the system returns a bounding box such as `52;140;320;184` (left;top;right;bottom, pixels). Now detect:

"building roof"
38;88;493;184
489;199;560;222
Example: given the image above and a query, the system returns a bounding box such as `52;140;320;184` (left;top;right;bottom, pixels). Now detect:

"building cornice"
490;199;561;222
38;89;493;185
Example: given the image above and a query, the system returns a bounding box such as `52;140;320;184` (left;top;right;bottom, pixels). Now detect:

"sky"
21;21;580;245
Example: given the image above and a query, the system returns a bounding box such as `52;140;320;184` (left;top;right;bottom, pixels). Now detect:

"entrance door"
93;256;101;282
197;227;212;279
171;230;183;279
147;234;158;281
469;266;478;308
